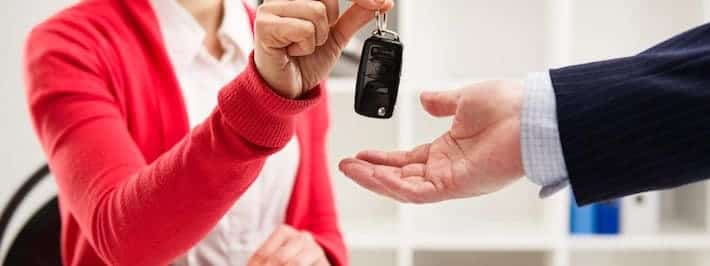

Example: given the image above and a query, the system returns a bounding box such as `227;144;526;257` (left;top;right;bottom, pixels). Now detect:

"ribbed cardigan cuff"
218;52;322;148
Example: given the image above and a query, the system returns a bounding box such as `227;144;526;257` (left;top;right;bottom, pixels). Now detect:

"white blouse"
149;1;301;265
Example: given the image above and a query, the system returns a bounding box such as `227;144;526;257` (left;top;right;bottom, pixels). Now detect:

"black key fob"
355;34;403;119
354;10;403;119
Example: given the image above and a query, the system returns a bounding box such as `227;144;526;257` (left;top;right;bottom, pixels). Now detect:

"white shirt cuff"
521;72;570;198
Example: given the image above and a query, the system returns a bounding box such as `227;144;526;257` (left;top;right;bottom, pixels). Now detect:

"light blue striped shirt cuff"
521;72;570;198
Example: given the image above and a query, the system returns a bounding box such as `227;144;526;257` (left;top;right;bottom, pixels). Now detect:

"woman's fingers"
249;225;298;265
319;0;340;26
329;4;375;50
284;233;324;266
258;1;330;47
249;226;328;266
256;14;317;56
329;0;394;50
351;0;395;12
258;0;393;51
272;234;307;265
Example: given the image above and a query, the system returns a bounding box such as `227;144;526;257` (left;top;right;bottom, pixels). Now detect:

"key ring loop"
374;10;399;40
375;10;388;34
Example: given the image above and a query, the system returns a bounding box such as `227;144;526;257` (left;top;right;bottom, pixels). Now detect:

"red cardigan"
23;0;346;265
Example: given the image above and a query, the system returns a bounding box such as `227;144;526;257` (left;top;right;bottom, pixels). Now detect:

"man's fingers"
355;144;430;167
368;161;439;203
338;159;393;196
338;158;408;202
339;158;437;203
259;1;330;46
420;90;462;117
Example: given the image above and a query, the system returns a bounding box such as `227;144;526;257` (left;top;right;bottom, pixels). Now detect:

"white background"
3;1;710;265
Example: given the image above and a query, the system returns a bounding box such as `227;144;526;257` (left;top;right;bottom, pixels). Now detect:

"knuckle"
298;232;313;243
274;254;291;265
252;252;267;263
280;225;297;235
256;4;270;15
308;1;327;16
304;24;316;35
254;15;271;30
306;43;317;53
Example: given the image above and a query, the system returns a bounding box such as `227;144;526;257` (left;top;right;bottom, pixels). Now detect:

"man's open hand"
339;81;526;203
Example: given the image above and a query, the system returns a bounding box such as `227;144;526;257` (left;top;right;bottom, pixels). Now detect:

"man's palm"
339;81;525;203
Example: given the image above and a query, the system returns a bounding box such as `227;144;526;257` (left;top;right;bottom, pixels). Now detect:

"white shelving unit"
327;1;710;265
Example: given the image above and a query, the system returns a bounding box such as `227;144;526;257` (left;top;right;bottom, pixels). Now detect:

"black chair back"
0;164;62;266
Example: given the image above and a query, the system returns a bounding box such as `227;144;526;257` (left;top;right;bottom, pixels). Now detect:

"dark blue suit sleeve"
550;23;710;205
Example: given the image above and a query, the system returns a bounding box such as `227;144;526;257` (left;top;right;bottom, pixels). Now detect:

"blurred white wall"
2;1;710;266
0;0;74;259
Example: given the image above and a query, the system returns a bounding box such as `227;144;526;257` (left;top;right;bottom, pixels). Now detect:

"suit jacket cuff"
521;72;570;198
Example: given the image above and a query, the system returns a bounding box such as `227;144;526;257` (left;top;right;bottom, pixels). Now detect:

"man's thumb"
420;90;461;117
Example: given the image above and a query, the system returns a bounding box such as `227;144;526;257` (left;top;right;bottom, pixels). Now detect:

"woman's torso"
148;0;300;265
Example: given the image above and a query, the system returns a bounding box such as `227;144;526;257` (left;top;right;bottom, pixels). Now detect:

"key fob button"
377;107;387;117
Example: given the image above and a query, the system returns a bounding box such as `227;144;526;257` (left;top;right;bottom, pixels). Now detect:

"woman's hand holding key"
255;0;394;99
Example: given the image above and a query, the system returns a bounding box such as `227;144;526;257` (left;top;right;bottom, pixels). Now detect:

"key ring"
373;10;400;41
375;10;388;34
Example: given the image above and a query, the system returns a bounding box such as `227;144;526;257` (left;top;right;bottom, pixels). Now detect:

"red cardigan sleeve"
24;27;322;265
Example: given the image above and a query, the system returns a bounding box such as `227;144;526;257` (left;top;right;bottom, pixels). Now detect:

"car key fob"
354;11;403;119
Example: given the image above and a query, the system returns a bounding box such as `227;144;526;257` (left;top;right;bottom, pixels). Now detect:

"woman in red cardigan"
23;0;393;265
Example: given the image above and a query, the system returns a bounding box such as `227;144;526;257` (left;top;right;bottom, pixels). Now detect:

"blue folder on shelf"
595;200;619;234
570;193;619;235
570;193;596;234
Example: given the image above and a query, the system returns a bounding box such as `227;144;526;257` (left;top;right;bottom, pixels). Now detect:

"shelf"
409;233;555;251
413;250;552;266
350;249;398;266
569;235;710;251
344;232;400;250
570;250;710;266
